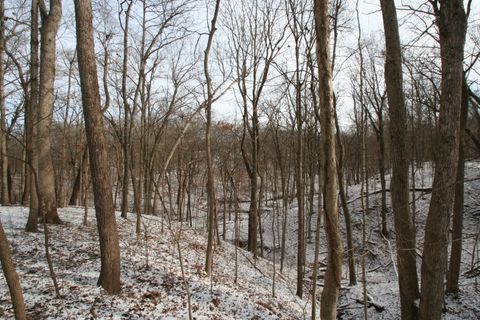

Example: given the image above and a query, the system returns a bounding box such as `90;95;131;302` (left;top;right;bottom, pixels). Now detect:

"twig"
42;216;61;298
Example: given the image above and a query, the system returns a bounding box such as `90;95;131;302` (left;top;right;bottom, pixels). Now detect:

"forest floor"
0;206;309;319
0;162;479;319
334;161;480;319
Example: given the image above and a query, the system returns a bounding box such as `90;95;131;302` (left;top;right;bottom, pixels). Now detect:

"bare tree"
285;0;309;298
314;0;342;318
36;0;62;223
119;0;133;220
419;1;467;319
379;1;419;319
362;45;388;237
204;0;221;276
446;76;468;293
25;0;40;232
74;0;121;294
224;0;286;255
0;0;8;206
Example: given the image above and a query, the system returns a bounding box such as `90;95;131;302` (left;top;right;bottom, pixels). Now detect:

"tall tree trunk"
0;221;26;320
120;0;132;220
378;121;388;237
446;76;468;293
294;31;305;299
57;53;75;208
334;107;356;286
380;1;420;319
37;0;61;224
314;1;342;318
245;104;260;256
419;2;466;319
25;0;39;232
74;0;121;294
273;126;288;273
204;0;220;276
0;0;9;206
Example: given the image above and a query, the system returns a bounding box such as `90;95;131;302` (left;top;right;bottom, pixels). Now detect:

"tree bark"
74;0;121;294
335;107;356;286
294;31;305;300
378;120;388;237
419;2;466;319
446;76;468;293
204;0;220;276
379;1;420;319
314;0;342;318
0;221;26;320
25;0;40;232
69;147;88;206
120;0;133;220
37;0;61;223
0;0;9;206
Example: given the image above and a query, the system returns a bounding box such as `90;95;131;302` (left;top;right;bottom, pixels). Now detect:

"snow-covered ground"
0;207;310;319
335;162;480;319
0;161;479;319
228;162;480;319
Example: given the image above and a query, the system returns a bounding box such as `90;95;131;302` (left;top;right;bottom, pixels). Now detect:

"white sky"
211;0;386;125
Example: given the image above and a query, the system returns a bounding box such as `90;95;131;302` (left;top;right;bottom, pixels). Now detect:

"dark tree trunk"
380;1;420;319
25;0;39;232
335;107;356;286
378;121;388;237
0;0;9;206
120;0;133;220
446;76;468;293
69;148;88;206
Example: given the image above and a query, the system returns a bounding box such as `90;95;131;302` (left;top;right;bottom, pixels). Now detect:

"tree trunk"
273;126;288;273
0;0;9;206
419;2;466;319
25;0;39;232
57;53;75;208
7;166;14;204
378;121;388;237
0;221;26;320
294;34;305;299
380;1;420;319
69;147;88;206
120;0;132;220
335;106;356;286
204;0;220;276
247;174;259;253
314;1;342;318
37;0;61;224
258;173;265;257
74;0;121;294
446;76;468;293
21;150;30;205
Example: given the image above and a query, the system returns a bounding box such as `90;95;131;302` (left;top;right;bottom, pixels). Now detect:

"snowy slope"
0;207;310;319
1;162;479;319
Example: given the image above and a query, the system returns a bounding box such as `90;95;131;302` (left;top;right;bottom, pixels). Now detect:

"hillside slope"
0;207;309;319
